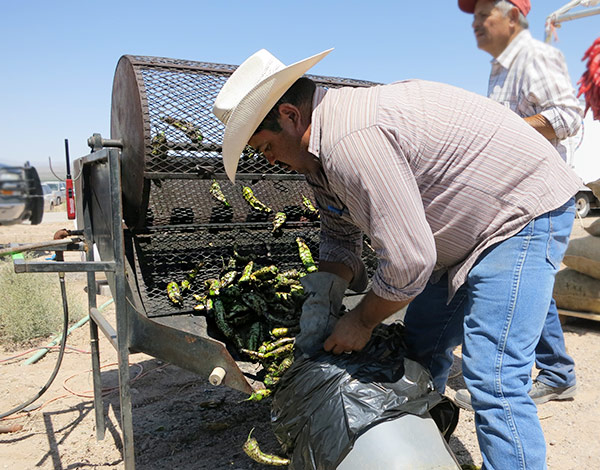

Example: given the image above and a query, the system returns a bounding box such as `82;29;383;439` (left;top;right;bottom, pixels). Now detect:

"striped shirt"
307;80;582;302
488;30;583;160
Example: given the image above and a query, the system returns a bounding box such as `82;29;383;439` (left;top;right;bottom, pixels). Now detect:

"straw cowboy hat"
213;48;333;182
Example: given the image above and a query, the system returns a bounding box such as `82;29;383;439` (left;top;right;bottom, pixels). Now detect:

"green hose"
24;298;114;365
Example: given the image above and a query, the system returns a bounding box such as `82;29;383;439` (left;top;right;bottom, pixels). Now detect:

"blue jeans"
403;200;575;470
535;296;576;388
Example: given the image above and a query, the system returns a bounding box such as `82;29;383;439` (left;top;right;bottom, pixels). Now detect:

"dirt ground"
0;212;599;469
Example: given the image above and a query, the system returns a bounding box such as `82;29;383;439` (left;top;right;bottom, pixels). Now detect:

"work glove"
295;272;349;357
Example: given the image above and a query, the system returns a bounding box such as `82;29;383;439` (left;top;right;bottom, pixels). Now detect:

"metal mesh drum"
110;55;379;319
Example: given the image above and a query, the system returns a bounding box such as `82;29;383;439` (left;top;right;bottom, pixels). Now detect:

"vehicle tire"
25;167;44;225
50;202;55;211
56;197;61;205
575;192;591;218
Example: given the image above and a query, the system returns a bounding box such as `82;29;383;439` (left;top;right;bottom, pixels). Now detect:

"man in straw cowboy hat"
452;0;582;413
213;48;582;469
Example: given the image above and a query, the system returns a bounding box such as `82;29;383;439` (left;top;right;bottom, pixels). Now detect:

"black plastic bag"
271;322;457;470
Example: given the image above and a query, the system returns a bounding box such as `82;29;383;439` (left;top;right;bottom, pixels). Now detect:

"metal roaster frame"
12;56;381;470
12;147;138;466
14;142;262;469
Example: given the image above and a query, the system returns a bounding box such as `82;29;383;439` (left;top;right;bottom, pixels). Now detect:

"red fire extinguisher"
64;139;76;220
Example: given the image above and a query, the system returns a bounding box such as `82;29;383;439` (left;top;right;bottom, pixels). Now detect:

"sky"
0;0;598;175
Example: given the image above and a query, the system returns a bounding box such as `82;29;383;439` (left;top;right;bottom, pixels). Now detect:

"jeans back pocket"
546;198;576;270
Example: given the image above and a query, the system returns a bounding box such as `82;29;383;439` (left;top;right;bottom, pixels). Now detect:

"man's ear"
508;6;520;24
278;103;301;126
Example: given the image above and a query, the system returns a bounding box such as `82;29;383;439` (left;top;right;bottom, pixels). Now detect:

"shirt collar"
492;29;531;70
308;86;327;158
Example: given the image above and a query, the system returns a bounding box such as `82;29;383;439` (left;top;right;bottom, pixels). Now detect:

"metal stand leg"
81;161;106;442
108;149;135;469
89;317;105;440
116;328;135;468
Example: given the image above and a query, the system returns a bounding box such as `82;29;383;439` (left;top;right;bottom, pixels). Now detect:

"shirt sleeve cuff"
540;108;580;141
371;270;426;302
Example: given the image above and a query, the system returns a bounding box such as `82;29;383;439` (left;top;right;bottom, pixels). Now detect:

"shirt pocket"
315;192;353;224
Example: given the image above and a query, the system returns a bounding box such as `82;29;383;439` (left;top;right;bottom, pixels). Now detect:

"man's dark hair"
254;77;316;134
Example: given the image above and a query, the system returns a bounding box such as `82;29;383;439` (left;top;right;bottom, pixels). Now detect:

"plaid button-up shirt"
307;81;582;302
488;30;583;160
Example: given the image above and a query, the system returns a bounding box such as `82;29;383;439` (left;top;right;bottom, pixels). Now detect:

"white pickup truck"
568;110;600;217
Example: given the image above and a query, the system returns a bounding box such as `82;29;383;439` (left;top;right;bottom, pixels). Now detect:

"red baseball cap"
458;0;531;16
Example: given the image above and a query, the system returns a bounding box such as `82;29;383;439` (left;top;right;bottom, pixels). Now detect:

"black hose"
0;272;70;419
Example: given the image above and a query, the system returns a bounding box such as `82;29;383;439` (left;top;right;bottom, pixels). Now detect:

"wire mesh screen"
111;55;380;318
142;65;229;175
133;227;378;318
145;177;319;226
134;227;313;317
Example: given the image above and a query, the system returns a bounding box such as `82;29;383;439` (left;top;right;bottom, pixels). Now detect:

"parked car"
0;162;44;225
41;183;60;211
42;181;66;205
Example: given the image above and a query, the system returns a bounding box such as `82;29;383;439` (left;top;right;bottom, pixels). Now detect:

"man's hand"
524;114;557;141
323;290;412;355
323;308;374;354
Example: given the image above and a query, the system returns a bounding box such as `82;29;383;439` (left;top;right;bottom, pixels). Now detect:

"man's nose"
264;152;276;165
